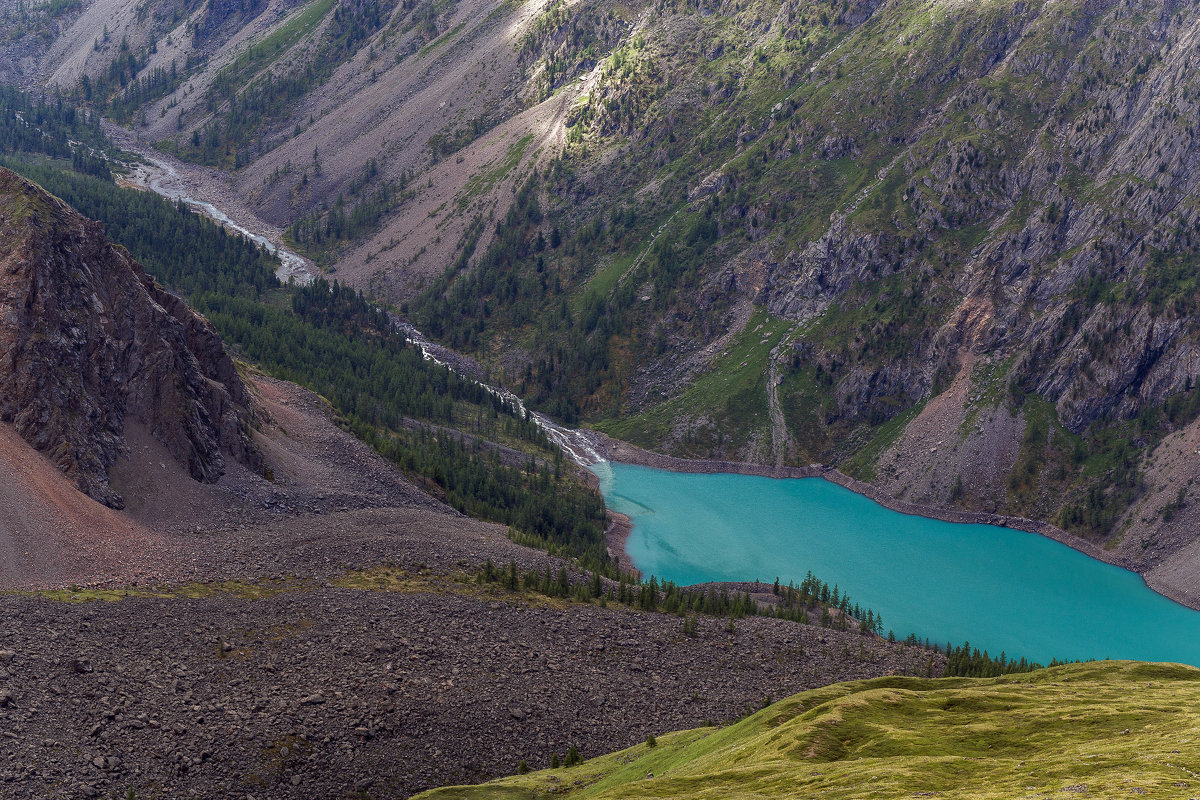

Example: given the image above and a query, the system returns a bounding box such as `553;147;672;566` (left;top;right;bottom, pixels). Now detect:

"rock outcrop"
0;167;260;508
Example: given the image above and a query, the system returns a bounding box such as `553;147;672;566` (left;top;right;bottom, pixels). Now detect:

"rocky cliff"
0;167;260;508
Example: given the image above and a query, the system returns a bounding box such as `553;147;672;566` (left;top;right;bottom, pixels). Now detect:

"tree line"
0;86;111;178
0;104;609;570
477;557;1081;678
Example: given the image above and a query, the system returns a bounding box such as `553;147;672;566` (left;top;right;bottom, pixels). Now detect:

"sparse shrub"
950;475;964;502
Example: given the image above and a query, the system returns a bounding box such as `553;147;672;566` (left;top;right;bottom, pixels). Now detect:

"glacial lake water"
592;461;1200;666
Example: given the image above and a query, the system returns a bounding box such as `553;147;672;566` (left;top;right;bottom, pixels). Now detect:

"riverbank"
103;122;315;285
585;431;1200;612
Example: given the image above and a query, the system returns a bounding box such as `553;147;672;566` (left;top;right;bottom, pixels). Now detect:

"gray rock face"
0;167;261;508
756;0;1200;436
198;0;268;40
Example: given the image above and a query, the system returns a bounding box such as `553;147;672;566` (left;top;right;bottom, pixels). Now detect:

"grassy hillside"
417;661;1200;799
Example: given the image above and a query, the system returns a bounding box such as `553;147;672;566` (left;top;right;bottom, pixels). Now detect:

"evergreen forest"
0;87;609;572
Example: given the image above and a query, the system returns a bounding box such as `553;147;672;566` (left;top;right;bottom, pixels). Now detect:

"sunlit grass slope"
416;662;1200;799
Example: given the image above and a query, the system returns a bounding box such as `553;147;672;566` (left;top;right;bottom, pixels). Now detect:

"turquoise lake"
592;461;1200;665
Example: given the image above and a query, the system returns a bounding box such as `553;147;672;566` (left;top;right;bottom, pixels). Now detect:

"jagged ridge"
0;166;260;508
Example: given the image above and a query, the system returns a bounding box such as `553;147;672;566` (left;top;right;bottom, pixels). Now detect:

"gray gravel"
0;514;942;799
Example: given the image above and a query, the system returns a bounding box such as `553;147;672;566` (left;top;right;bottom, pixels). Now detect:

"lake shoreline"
605;511;639;579
585;432;1200;613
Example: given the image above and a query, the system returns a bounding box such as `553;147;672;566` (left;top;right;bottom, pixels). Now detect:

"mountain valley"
6;0;1200;570
2;0;1200;796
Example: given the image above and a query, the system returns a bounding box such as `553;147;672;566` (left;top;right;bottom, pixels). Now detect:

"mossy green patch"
775;365;835;464
418;22;467;58
416;661;1200;800
0;168;60;225
8;577;309;604
210;0;335;95
595;309;791;455
580;206;687;305
459;134;535;206
841;400;927;481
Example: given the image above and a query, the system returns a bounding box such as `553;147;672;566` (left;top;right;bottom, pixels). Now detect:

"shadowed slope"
0;422;177;588
0;166;261;508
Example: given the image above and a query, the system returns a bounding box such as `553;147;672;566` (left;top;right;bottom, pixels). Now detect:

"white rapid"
394;322;606;467
122;144;605;467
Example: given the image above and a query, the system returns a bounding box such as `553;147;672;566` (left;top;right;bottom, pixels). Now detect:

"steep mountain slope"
0;166;260;508
0;76;612;578
392;0;1200;580
419;661;1200;800
2;0;589;291
14;0;1200;585
401;0;1200;584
